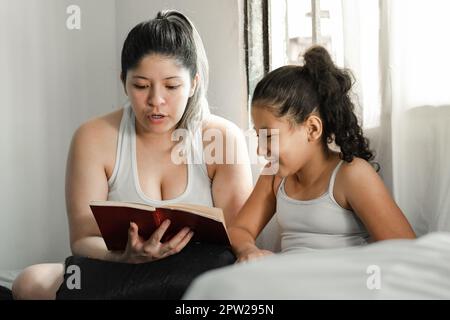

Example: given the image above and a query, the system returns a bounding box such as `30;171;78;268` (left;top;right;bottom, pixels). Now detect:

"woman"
12;10;252;299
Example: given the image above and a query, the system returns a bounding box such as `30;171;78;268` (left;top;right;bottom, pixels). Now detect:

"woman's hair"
120;10;209;132
252;45;376;165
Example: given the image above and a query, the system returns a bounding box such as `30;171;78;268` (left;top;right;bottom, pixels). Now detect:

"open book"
90;201;231;251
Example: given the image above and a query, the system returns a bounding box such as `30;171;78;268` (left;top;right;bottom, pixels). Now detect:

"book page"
161;203;224;223
89;200;156;212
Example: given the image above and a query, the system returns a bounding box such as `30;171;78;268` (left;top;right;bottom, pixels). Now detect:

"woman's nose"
147;87;165;107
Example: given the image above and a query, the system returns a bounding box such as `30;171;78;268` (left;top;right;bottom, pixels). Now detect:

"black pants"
56;242;235;300
0;286;13;300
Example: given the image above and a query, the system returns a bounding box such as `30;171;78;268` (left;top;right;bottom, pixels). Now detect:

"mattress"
183;232;450;299
0;269;20;300
0;269;21;290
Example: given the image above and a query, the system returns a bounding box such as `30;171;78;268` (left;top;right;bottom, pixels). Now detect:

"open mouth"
150;114;166;119
147;113;168;122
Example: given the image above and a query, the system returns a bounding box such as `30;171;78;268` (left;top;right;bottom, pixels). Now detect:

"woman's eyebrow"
164;76;182;80
131;75;182;80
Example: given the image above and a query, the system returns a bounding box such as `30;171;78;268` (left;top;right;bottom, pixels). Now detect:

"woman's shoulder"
200;114;249;178
200;114;246;156
201;113;242;136
73;108;124;144
69;107;125;177
70;108;124;170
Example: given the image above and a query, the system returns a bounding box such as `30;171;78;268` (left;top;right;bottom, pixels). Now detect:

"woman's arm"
204;116;254;227
65;117;121;261
339;158;416;241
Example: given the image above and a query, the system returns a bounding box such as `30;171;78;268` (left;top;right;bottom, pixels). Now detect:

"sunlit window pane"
286;0;344;67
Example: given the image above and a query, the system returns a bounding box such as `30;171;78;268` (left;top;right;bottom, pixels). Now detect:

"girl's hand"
119;220;194;264
237;247;274;263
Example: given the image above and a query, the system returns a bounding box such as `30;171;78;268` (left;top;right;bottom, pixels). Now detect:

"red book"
90;201;231;251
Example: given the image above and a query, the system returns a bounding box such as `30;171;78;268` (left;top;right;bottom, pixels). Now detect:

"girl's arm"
339;158;416;240
228;173;279;262
202;115;277;262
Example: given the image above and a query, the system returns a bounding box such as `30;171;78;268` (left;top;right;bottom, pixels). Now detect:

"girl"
229;46;415;262
13;10;252;299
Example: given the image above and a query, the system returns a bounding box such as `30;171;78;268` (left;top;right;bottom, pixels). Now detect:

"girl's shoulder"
334;157;379;208
338;157;377;179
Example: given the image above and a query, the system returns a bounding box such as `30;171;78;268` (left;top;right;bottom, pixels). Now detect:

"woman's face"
124;54;196;135
251;106;312;177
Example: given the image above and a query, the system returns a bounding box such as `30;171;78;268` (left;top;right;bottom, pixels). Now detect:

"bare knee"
12;263;64;300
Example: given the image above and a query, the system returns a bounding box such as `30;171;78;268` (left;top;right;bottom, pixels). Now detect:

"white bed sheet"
0;269;21;290
183;232;450;299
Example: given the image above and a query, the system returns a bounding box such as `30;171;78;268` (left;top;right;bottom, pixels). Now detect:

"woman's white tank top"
107;103;213;207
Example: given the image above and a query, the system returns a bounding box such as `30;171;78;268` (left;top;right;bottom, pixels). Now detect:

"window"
269;0;344;69
268;0;381;128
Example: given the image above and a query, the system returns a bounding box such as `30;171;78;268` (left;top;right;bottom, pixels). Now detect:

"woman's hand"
236;246;274;263
119;220;194;264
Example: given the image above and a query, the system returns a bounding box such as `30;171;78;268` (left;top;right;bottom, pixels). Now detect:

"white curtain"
342;0;450;235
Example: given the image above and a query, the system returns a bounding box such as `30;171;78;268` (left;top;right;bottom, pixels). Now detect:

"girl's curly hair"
252;45;377;167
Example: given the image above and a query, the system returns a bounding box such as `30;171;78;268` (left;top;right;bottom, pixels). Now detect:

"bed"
183;231;450;299
0;270;19;300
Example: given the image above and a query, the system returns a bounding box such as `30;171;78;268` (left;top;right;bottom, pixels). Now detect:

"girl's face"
251;106;312;177
124;54;196;135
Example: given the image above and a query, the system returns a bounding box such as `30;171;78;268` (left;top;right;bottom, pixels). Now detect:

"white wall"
0;0;247;270
1;0;120;270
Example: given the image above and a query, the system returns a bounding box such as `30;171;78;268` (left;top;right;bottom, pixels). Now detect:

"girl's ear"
305;115;323;142
189;74;199;97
